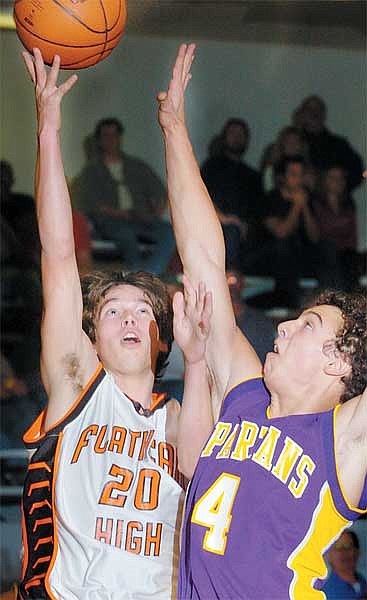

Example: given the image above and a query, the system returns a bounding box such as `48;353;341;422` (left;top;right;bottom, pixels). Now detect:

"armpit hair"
63;353;84;395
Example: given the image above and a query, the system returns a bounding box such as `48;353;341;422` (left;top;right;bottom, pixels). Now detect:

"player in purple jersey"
157;44;367;599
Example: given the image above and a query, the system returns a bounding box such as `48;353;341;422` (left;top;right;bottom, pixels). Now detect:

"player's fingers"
58;73;78;98
182;43;195;83
172;291;185;323
175;43;187;76
197;281;206;312
157;91;168;102
183;72;192;92
22;51;36;84
202;291;213;334
47;54;61;89
33;47;47;88
182;274;196;307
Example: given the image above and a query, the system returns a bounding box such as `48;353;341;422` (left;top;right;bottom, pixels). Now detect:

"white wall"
1;30;366;247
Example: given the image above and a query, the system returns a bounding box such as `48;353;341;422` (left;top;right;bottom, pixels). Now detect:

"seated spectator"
226;270;275;363
294;95;364;191
1;160;40;269
154;275;185;402
259;126;309;192
314;165;360;291
0;352;45;454
322;531;367;599
262;156;322;307
201;118;264;269
71;117;175;274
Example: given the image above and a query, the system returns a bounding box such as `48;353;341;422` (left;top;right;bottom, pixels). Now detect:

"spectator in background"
201;118;264;269
314;165;360;291
1;162;42;380
155;275;185;403
1;351;45;462
294;95;364;191
259;126;309;193
262;155;320;307
226;270;275;363
1;160;40;269
71;117;175;274
322;531;367;599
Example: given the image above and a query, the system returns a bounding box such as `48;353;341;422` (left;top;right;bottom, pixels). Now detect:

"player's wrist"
184;355;206;367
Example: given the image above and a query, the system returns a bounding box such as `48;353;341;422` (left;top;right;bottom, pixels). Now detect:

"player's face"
264;304;345;395
94;285;165;377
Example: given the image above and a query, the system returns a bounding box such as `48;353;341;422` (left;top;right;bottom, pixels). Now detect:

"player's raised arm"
22;50;98;427
336;384;367;509
157;44;262;398
174;276;214;478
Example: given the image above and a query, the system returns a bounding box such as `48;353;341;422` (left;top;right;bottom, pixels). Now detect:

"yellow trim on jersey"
224;376;264;401
333;404;367;514
287;481;352;599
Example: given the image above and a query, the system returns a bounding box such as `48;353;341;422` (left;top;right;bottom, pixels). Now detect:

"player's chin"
263;352;275;377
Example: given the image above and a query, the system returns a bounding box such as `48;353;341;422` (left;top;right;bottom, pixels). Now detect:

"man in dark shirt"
201;118;264;269
295;96;364;191
262;156;322;307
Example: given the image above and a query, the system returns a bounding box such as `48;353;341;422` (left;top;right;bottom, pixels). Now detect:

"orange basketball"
14;0;127;69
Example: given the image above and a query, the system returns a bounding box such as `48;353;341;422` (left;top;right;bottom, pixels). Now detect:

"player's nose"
121;312;137;326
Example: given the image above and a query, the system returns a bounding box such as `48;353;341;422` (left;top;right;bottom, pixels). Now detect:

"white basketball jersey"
20;364;184;600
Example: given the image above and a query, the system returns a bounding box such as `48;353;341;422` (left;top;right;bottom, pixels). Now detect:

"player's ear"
322;340;351;377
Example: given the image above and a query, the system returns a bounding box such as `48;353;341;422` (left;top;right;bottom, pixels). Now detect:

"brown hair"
81;270;173;379
313;289;367;402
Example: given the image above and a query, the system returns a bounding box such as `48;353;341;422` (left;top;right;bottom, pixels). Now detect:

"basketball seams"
14;15;123;51
98;0;109;65
49;0;122;35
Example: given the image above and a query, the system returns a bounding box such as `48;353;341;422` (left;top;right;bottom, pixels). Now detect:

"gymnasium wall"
1;31;366;248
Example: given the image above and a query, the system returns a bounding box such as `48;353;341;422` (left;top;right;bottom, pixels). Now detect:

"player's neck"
112;370;155;409
269;384;339;417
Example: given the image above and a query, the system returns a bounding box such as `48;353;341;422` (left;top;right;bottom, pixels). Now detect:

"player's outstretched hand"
157;43;195;131
22;48;77;133
173;275;212;365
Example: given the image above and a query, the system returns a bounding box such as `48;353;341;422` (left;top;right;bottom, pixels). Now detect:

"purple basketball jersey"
178;378;367;600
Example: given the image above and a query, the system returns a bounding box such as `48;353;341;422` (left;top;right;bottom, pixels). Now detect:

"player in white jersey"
18;49;211;600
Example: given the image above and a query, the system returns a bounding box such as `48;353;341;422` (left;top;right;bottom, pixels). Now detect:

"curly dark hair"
81;270;173;379
312;289;367;402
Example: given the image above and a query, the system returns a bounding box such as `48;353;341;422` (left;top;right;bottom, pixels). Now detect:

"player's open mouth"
122;333;140;344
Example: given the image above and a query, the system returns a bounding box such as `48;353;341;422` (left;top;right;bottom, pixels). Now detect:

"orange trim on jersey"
225;376;264;400
333;404;367;514
150;392;167;411
44;431;63;600
23;363;104;444
20;500;28;581
28;462;52;473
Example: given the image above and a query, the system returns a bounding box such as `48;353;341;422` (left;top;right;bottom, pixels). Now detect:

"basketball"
14;0;127;69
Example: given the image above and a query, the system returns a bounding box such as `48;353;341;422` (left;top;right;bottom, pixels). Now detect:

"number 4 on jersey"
191;473;240;555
